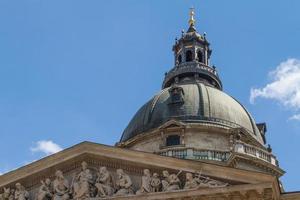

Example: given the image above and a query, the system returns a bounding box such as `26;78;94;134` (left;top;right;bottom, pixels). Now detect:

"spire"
187;7;196;32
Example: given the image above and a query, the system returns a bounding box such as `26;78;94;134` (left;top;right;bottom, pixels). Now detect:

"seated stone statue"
161;170;181;192
136;169;152;195
150;173;161;192
183;173;198;190
114;169;134;196
72;162;93;200
14;183;29;200
53;170;70;200
95;167;114;197
36;178;53;200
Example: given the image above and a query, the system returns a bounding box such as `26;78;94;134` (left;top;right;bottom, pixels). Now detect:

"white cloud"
31;140;63;155
289;114;300;121
250;58;300;118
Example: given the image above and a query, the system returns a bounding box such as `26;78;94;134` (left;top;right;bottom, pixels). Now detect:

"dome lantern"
163;9;222;90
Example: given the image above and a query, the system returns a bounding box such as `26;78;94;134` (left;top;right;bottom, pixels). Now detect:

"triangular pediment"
158;120;186;130
0;142;281;200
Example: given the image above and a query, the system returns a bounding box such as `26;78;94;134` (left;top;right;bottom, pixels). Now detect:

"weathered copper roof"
120;82;264;144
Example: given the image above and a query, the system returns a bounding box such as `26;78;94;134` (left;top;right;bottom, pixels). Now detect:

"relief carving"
114;169;134;196
95;167;114;198
14;183;29;200
136;169;152;195
36;179;53;200
161;170;181;192
0;187;14;200
71;162;93;200
53;170;70;200
184;173;199;190
150;173;161;192
1;163;230;199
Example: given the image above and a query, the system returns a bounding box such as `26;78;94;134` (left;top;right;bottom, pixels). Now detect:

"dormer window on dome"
168;86;184;104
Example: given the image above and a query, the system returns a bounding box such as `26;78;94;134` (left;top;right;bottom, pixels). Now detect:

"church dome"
120;82;264;144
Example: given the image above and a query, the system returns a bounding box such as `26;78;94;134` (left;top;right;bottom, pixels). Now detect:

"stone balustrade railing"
157;143;278;166
234;142;278;166
157;147;231;162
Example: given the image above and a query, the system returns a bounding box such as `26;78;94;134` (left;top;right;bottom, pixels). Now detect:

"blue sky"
0;0;299;192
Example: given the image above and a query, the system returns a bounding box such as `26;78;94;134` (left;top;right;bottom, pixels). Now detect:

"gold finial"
189;7;195;26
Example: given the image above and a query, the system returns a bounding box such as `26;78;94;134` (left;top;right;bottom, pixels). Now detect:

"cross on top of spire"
189;7;195;27
187;7;197;33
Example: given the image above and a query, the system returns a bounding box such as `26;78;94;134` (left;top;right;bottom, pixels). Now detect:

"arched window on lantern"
197;50;203;63
178;54;182;64
185;50;193;62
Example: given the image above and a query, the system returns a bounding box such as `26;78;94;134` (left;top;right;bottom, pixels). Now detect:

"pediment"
0;142;280;200
158;120;186;130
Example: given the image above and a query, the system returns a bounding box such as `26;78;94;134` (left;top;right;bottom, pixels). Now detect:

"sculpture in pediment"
53;170;70;200
150;173;161;192
161;170;181;192
95;167;114;198
14;183;29;200
114;169;134;196
36;178;53;200
0;187;13;200
136;169;152;194
184;173;199;190
72;162;94;200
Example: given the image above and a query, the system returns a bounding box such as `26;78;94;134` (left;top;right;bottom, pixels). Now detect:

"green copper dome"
120;82;264;144
120;11;264;145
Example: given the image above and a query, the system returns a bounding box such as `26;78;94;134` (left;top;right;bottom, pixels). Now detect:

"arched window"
178;55;182;64
185;50;193;62
197;50;203;63
166;135;180;146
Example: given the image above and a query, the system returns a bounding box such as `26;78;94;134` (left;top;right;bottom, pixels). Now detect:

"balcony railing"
157;143;278;166
157;147;231;162
162;62;221;88
234;142;277;166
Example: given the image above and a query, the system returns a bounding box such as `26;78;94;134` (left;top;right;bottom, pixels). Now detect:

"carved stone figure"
192;172;228;188
9;189;14;200
0;187;12;200
95;167;114;197
198;176;228;188
36;179;53;200
136;169;152;195
150;173;161;192
114;169;133;196
161;170;181;192
72;162;93;200
183;173;198;190
14;183;29;200
53;170;70;200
